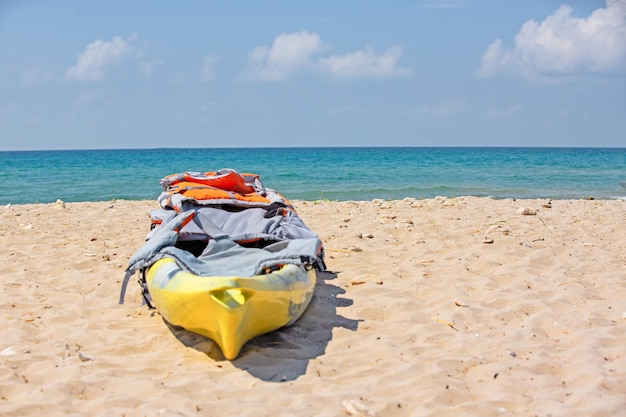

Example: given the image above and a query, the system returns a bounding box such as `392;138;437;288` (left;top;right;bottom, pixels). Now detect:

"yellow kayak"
145;258;317;360
120;170;325;360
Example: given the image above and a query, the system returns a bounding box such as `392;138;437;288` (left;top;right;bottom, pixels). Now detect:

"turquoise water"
1;147;625;204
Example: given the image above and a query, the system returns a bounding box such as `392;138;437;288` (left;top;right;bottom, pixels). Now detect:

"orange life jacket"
157;169;292;212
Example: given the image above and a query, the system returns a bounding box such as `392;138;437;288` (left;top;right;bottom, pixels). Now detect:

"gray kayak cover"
119;169;325;304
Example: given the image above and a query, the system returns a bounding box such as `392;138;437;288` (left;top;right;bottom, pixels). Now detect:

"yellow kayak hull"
145;258;316;360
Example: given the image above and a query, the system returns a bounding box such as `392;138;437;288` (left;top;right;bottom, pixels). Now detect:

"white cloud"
323;104;382;116
246;31;323;81
200;55;219;82
71;89;111;115
415;1;469;9
478;0;626;78
66;36;132;81
244;31;411;80
20;68;55;84
137;59;162;78
134;40;163;78
318;45;411;78
408;98;467;119
486;104;525;119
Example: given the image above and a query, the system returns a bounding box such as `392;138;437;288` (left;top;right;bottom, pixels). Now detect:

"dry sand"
1;197;625;416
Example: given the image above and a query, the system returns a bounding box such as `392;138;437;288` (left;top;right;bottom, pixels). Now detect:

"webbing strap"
119;270;133;304
120;210;230;305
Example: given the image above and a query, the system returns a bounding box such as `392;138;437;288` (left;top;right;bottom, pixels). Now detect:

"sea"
1;147;625;205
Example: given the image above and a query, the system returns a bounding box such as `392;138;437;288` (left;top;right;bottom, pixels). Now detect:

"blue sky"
1;0;624;150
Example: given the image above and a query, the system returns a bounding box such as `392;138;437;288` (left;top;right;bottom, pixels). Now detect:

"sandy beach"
1;197;625;417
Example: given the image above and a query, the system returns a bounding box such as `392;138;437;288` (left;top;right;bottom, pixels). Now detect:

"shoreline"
1;197;625;416
3;193;625;208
